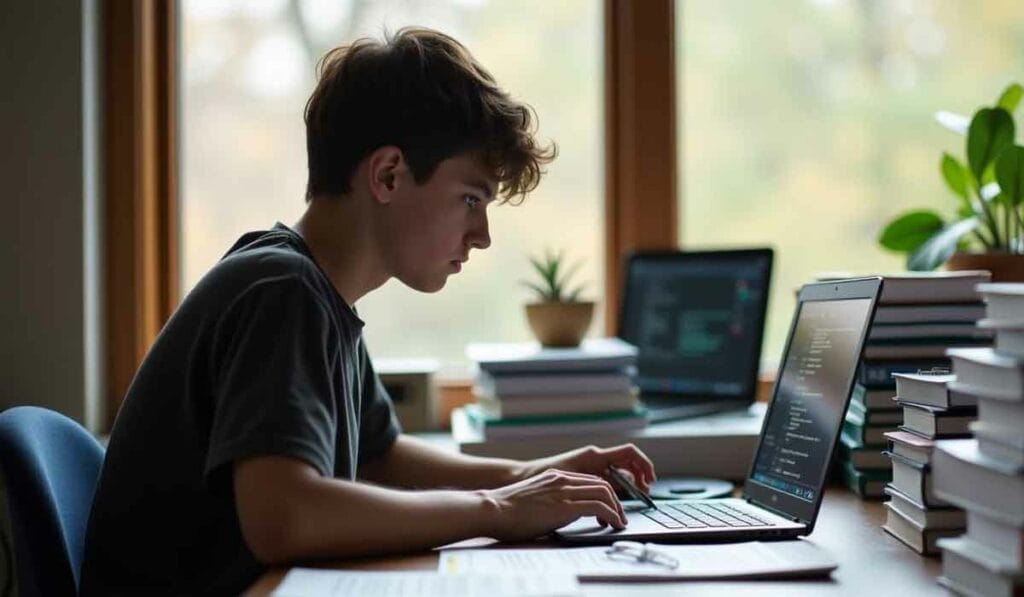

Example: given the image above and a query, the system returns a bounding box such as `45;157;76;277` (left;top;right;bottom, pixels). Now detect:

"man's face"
379;153;496;293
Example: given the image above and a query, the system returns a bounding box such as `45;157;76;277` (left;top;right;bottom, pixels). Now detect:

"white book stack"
461;338;646;439
881;373;971;556
934;283;1024;596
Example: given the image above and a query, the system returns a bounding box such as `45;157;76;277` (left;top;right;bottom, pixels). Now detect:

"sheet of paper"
439;540;837;581
272;569;581;597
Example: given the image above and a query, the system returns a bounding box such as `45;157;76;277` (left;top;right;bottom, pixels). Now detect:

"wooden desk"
246;489;944;596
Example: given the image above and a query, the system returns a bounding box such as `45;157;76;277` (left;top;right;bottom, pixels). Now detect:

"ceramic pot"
524;301;595;347
946;252;1024;282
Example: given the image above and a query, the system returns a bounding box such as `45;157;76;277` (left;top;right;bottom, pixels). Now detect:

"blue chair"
0;407;105;597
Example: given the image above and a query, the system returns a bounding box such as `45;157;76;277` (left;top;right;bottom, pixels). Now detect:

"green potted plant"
879;82;1024;281
521;249;594;347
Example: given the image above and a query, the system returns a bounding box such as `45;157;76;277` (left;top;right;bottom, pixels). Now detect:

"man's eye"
464;195;482;208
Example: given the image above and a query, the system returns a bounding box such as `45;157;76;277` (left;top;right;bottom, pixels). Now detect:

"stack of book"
881;372;973;556
837;270;991;499
934;283;1024;596
463;337;647;440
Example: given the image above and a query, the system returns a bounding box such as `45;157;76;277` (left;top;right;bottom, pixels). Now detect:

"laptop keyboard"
642;502;776;529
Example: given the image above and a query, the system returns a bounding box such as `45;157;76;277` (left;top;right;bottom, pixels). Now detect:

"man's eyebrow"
466;179;496;200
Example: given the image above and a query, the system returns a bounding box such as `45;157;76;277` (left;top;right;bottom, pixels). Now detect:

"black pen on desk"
607;466;658;510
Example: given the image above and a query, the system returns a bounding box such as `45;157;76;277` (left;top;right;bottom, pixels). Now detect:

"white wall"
0;1;103;431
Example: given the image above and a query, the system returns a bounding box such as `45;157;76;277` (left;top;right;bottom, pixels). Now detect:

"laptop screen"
748;295;875;505
619;250;772;399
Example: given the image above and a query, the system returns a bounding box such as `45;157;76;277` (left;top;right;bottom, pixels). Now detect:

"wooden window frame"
603;0;678;334
103;0;179;429
103;1;678;429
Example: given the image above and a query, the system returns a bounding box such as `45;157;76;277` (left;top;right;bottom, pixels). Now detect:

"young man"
81;28;655;595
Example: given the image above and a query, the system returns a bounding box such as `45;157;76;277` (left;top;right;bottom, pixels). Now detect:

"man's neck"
292;195;389;306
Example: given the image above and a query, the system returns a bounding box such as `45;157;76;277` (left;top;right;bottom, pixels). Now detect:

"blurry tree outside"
678;0;1024;368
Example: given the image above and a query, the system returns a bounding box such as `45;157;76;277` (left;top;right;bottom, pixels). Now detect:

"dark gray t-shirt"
80;224;401;595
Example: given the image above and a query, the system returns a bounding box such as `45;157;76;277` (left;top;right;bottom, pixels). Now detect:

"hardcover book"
884;485;966;530
892;372;975;409
839;459;890;499
883;503;962;556
947;347;1024;401
899;403;975;439
938;536;1024;597
889;451;949;508
466;337;637;374
933;439;1024;526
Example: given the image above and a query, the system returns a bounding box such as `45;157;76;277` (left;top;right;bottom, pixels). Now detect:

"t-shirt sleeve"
204;275;340;482
357;346;401;465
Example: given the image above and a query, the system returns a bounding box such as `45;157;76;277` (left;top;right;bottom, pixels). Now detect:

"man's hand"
520;444;657;493
481;469;626;541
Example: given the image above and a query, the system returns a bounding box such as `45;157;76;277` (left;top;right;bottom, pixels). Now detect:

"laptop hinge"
744;496;803;524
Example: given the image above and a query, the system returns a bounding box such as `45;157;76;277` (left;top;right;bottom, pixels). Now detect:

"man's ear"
367;146;406;204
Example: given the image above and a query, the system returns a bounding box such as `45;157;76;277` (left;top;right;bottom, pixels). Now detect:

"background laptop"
619;249;773;421
557;277;883;543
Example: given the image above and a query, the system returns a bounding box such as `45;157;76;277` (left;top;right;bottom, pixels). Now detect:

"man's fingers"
572;500;627;529
543;468;607;485
560;485;624;519
605;444;657;485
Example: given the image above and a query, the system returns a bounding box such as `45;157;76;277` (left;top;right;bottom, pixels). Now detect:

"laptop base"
555;498;806;544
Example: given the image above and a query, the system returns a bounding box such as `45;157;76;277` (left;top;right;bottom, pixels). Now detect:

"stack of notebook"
934;283;1024;596
463;337;647;440
881;372;972;556
837;270;991;499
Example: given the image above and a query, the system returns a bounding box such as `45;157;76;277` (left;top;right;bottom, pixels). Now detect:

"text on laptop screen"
750;298;873;503
622;257;769;397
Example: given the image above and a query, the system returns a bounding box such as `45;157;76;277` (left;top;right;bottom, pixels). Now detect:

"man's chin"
399;274;448;293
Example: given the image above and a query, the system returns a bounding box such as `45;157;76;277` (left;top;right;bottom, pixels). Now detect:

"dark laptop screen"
749;297;874;503
619;251;771;399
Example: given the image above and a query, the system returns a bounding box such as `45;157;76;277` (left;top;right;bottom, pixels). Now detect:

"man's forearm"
358;434;532;489
235;456;498;563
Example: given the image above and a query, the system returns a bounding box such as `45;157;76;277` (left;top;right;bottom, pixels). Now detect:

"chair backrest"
0;407;104;597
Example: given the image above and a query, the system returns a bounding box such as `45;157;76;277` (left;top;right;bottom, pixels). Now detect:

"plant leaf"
995;145;1024;207
935;111;970;135
940;153;970;206
980;181;1002;201
997;83;1024;113
907;217;979;271
967;107;1016;182
520;280;553;301
878;210;945;252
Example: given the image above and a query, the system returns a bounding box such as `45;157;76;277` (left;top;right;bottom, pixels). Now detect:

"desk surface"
245;488;945;596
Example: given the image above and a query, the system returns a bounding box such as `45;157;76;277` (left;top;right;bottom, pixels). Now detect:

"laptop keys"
643;503;777;529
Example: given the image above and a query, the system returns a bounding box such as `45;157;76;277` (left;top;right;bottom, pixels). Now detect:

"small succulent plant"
522;249;586;303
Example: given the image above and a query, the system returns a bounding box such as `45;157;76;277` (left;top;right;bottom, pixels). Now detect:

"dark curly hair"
304;27;556;205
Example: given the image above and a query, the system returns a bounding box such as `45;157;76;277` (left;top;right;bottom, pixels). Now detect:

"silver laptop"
556;277;883;543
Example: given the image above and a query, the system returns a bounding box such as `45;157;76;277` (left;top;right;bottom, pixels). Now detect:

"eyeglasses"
605;541;679;570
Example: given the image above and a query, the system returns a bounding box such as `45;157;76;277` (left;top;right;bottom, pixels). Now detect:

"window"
183;0;604;375
677;0;1024;366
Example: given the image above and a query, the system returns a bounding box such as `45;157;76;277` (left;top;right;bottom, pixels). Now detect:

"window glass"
183;0;605;374
677;0;1024;366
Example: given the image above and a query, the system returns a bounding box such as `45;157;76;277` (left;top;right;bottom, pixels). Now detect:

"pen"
607;466;658;510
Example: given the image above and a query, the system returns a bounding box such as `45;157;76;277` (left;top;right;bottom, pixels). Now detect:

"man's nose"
468;213;491;250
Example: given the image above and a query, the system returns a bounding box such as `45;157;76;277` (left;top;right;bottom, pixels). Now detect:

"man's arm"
359;434;656;492
357;434;526;489
233;455;626;564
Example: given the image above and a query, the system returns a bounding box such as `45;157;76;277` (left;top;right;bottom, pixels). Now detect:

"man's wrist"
471;488;503;538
